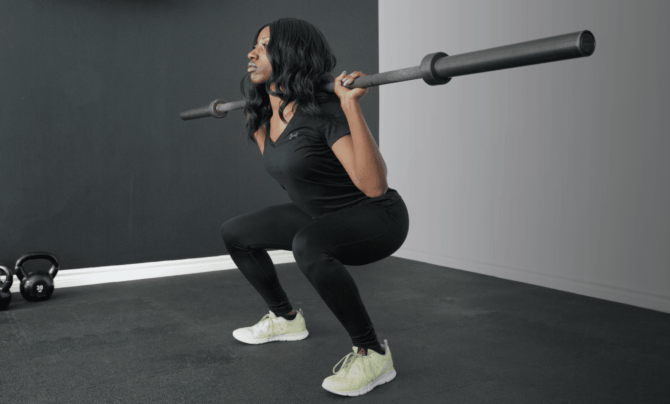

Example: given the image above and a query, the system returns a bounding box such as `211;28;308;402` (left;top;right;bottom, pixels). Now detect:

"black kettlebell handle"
15;252;59;281
0;266;13;292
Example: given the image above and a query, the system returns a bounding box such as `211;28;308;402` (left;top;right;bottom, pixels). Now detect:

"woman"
221;18;410;397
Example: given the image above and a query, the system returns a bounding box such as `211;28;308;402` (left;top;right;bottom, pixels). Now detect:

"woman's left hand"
335;71;370;102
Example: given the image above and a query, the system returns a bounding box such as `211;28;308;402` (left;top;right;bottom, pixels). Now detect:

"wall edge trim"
8;250;297;293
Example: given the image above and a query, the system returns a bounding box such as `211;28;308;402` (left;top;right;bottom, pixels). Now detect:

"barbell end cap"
179;112;195;120
210;99;229;119
578;30;596;56
420;52;451;86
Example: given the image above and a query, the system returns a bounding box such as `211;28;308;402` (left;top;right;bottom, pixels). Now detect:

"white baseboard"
393;247;670;315
8;250;297;294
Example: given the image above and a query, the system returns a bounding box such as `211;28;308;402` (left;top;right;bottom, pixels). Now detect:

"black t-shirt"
263;99;401;219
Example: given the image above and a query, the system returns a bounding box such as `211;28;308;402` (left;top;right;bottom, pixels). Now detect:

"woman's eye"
251;42;268;51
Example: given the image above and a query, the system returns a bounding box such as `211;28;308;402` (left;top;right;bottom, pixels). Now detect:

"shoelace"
252;313;274;336
332;352;374;383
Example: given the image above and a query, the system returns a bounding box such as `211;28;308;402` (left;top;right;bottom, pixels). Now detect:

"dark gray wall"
0;0;379;269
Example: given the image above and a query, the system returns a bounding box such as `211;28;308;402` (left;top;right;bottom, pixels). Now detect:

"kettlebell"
15;252;59;302
0;265;13;310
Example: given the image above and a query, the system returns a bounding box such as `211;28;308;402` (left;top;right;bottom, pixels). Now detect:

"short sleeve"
319;102;351;148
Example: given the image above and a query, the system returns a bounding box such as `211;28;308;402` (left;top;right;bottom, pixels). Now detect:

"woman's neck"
269;83;297;120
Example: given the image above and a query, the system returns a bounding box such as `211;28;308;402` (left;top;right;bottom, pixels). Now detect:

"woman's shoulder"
297;96;345;126
316;97;343;113
312;97;346;125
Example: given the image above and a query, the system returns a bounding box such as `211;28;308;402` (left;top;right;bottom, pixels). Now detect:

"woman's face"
247;26;272;86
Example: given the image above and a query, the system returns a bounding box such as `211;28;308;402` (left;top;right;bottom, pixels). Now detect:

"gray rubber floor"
2;256;669;403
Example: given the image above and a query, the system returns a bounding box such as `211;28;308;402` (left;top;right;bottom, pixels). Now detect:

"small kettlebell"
0;265;13;310
15;252;59;302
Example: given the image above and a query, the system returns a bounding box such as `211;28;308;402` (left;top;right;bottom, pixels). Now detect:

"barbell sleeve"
179;103;214;120
431;30;595;79
181;30;595;120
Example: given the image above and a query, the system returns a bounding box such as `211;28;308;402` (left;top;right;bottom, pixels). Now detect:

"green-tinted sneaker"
322;339;396;396
232;309;309;344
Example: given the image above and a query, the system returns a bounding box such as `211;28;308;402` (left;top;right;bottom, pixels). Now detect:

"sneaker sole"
232;329;309;345
322;368;397;397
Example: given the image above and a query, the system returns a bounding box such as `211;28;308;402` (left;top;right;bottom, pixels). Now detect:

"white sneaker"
232;309;309;344
322;339;396;396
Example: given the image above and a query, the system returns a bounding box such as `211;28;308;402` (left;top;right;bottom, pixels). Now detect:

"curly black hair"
240;18;345;145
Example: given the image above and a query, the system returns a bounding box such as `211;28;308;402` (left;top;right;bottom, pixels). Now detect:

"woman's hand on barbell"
334;70;370;102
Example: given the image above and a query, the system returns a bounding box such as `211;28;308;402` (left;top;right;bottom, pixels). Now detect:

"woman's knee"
291;232;310;261
292;231;330;272
220;217;242;243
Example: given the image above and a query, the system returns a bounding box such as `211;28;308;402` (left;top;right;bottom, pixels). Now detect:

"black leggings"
220;197;409;348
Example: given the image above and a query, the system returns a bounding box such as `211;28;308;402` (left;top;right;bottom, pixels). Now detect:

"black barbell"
180;30;595;121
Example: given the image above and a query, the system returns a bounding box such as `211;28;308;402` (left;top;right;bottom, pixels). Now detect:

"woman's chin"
250;77;268;85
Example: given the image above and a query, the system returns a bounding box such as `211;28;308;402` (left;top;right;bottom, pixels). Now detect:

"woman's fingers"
343;71;365;86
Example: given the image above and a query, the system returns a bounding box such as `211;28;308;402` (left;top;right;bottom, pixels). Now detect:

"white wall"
380;0;669;313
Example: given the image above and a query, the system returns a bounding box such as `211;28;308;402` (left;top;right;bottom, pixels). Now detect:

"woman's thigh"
293;200;410;266
221;202;314;251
